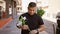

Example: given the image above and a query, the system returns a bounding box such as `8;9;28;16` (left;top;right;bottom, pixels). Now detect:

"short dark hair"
28;2;36;7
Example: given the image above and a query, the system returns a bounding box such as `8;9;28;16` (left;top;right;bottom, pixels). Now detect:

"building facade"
0;0;19;19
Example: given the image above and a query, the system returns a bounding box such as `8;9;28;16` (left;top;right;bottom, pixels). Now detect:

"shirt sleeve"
38;15;44;25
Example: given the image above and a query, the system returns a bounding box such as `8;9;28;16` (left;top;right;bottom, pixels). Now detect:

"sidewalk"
0;17;12;28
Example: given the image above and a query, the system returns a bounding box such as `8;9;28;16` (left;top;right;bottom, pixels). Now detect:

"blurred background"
0;0;60;34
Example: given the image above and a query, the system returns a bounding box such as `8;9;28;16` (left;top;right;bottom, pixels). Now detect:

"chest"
25;15;38;25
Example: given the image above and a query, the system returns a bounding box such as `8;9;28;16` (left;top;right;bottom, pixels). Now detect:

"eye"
33;10;34;11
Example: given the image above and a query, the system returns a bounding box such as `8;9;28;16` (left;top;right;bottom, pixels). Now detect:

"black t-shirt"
19;13;44;34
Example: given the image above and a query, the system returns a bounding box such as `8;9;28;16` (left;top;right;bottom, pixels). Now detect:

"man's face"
28;7;36;15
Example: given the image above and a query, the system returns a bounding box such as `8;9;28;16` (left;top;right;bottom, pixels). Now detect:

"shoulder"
36;13;41;18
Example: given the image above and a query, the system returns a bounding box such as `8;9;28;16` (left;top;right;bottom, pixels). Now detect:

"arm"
29;25;45;34
37;25;45;32
29;15;45;34
37;15;45;32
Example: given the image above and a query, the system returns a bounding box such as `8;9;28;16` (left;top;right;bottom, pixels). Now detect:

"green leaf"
19;16;26;25
37;9;45;16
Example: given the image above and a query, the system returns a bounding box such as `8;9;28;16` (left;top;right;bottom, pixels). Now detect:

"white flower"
17;21;22;26
23;17;26;20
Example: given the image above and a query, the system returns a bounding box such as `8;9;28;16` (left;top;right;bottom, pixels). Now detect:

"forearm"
29;25;45;34
37;25;45;32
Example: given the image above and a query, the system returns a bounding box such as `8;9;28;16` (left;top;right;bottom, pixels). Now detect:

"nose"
31;11;34;12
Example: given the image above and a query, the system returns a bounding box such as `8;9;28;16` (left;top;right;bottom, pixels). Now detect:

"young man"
17;2;45;34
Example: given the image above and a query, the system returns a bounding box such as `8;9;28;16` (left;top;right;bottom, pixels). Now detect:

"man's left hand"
29;30;37;34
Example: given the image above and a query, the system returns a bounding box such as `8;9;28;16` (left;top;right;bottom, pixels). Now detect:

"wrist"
30;30;38;33
36;29;39;32
37;28;42;32
35;30;38;33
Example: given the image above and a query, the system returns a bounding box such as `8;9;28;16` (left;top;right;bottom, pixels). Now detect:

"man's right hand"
29;30;38;34
17;25;29;30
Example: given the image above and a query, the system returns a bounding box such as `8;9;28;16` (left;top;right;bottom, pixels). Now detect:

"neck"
27;12;35;16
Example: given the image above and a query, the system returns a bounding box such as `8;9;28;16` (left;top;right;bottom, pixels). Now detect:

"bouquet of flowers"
17;16;30;31
17;16;26;26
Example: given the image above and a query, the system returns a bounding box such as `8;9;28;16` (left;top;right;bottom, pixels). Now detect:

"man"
56;12;60;34
17;2;45;34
